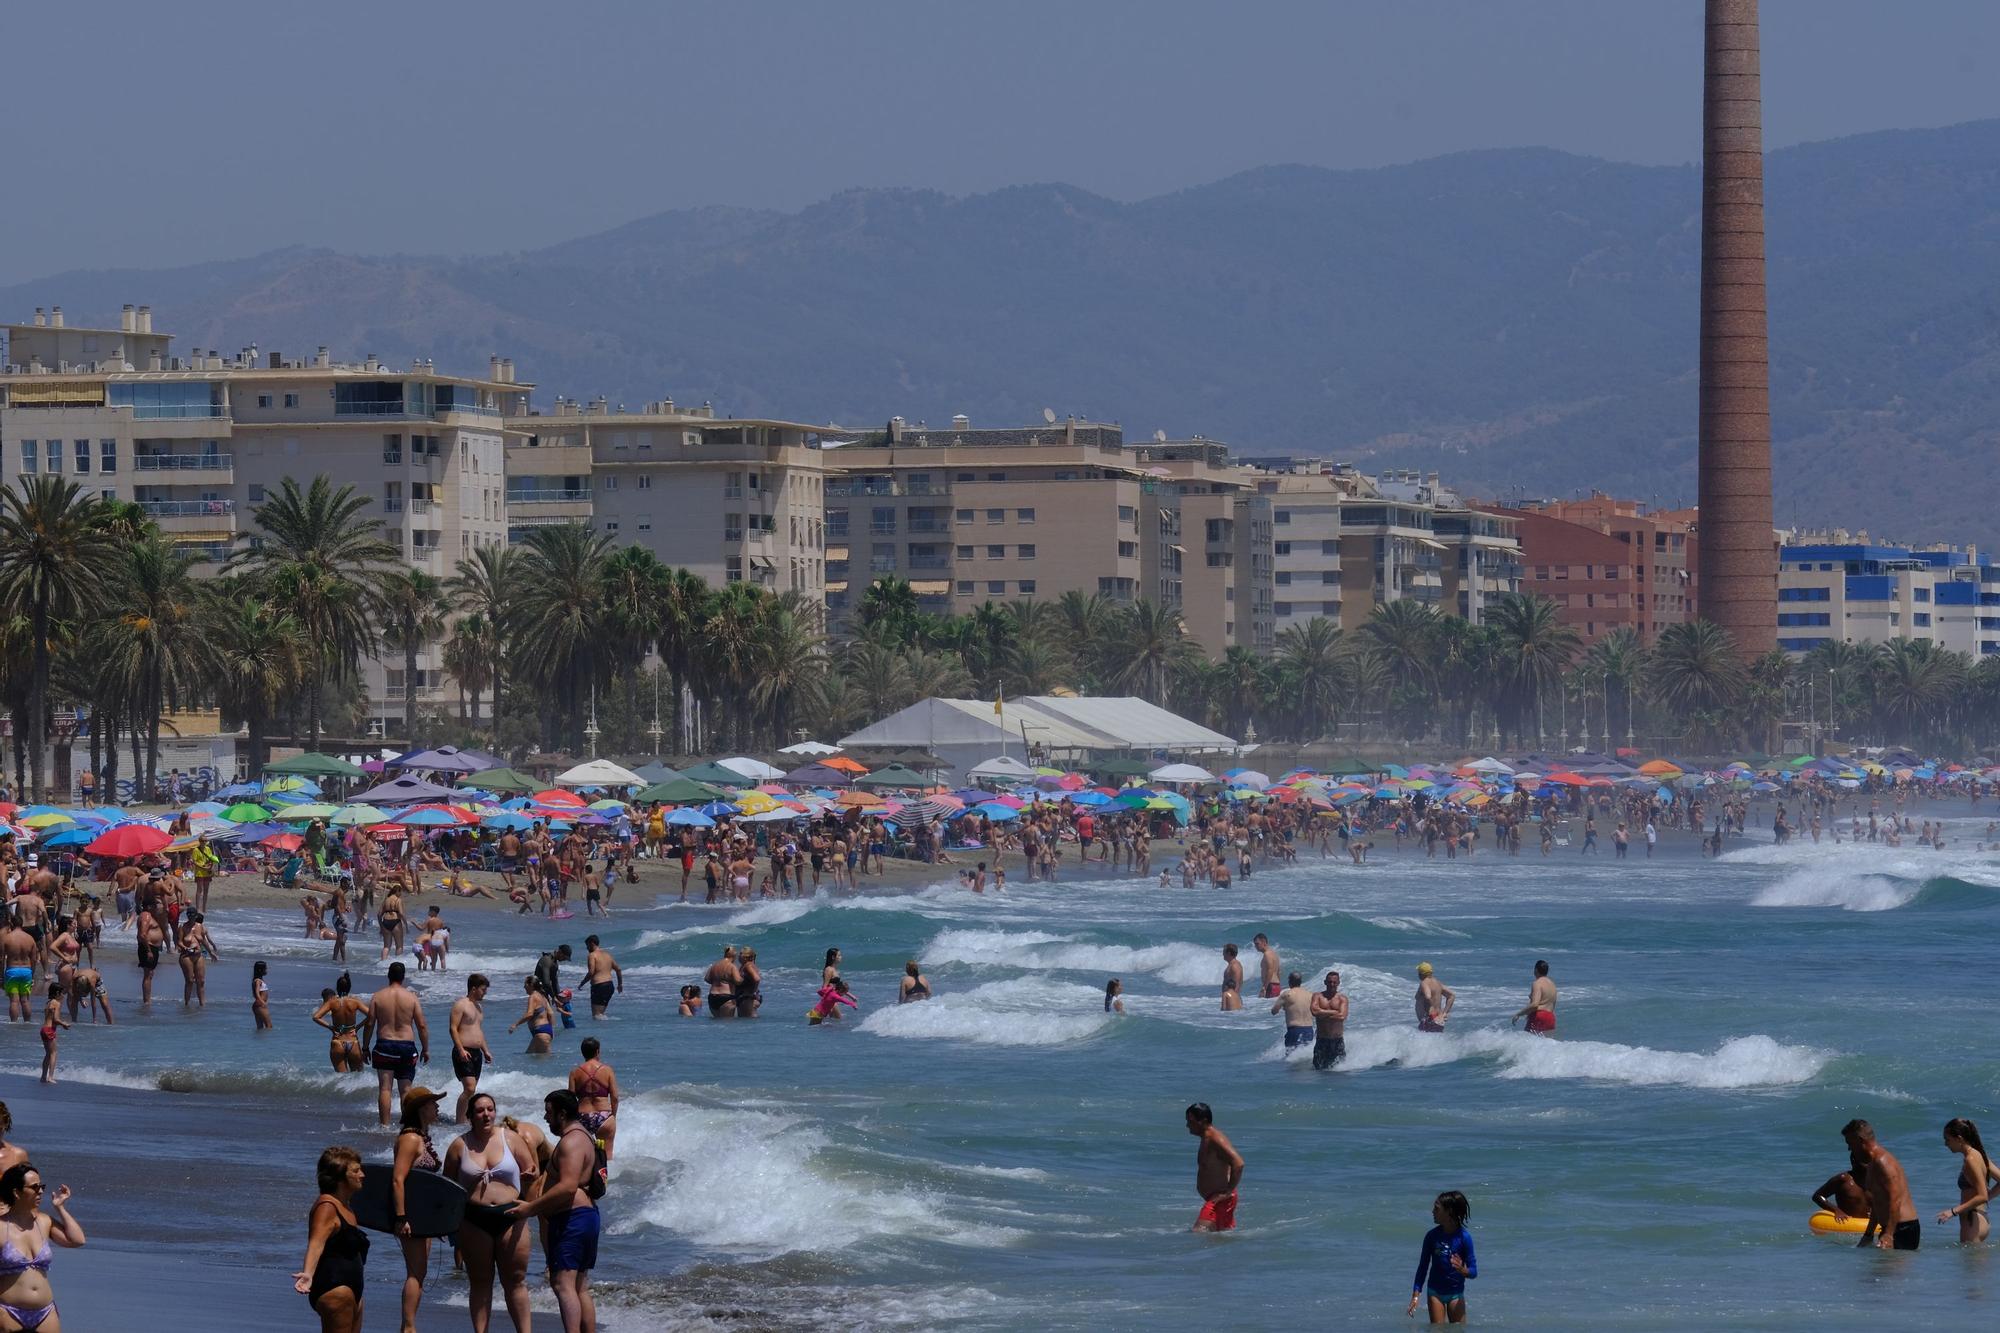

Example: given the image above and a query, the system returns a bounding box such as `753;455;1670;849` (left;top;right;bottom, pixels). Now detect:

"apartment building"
503;398;828;600
1246;464;1521;633
822;416;1148;621
1128;439;1274;655
1776;541;2000;657
1474;495;1694;645
0;305;524;731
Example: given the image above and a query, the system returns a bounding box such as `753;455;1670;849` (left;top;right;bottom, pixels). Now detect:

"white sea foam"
1750;870;1919;912
1330;1027;1829;1089
923;927;1219;987
632;889;966;948
860;977;1114;1047
3;1061;156;1091
1361;915;1471;937
610;1089;996;1256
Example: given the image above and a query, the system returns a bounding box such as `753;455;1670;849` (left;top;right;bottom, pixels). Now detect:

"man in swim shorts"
1414;961;1454;1032
0;916;35;1022
511;1089;603;1333
1219;943;1243;1012
1513;959;1557;1034
1844;1119;1921;1249
1254;933;1282;999
366;961;430;1127
1271;971;1313;1052
1310;971;1349;1070
449;973;493;1123
1188;1102;1244;1232
583;935;623;1019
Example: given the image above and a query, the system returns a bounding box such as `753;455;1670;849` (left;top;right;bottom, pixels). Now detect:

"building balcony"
383;498;404;513
434;401;498;418
907;556;950;571
136;452;233;472
128;403;228;420
507;488;592;504
140;499;235;519
409;498;434;515
383;683;445;701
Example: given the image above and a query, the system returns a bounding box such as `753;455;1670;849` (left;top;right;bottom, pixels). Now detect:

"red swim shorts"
1525;1009;1556;1033
1263;982;1281;998
1197;1191;1238;1232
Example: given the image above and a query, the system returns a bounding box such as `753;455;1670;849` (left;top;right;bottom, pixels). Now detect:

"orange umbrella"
822;757;869;773
533;789;589;807
836;790;884;807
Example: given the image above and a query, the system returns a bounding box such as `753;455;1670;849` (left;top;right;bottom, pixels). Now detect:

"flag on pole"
994;684;1004;716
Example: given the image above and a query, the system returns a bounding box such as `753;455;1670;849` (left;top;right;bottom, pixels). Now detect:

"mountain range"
8;118;2000;543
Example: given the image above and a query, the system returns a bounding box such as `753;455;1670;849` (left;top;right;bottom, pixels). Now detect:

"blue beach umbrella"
665;808;716;828
392;808;461;827
974;802;1020;821
480;812;537;831
36;827;95;848
1068;790;1112;807
697;800;739;818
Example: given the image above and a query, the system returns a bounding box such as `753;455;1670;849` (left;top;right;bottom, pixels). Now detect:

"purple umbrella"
389;745;497;775
348;774;460;806
784;763;851;787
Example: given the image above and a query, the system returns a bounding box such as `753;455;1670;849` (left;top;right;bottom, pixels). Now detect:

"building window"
257;394;273;409
1321;540;1338;555
726;557;743;582
249;483;266;503
1321;570;1339;585
955;508;974;523
1914;587;1931;603
1324;600;1341;615
870;543;896;573
1275;510;1290;524
956;545;973;559
1276;571;1292;585
1274;601;1293;616
1017;544;1035;559
871;507;897;534
724;514;744;542
1118;541;1137;558
1914;612;1931;627
99;439;117;473
1207;553;1226;568
638;475;652;489
827;508;849;538
1016;508;1035;524
18;441;35;475
986;545;1005;559
603;521;619;532
985;508;1004;524
1118;505;1136;525
1018;579;1036;595
1274;541;1290;556
284;392;299;408
956;580;974;596
987;580;1006;595
603;476;619;490
74;440;91;474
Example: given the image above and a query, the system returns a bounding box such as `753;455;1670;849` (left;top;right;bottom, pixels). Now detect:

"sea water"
10;816;2000;1329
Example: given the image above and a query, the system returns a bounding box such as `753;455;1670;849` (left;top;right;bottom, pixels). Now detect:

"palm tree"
856;576;920;646
0;478;118;799
700;581;772;747
226;476;398;748
449;544;521;717
1872;638;1963;747
839;637;912;721
750;593;826;747
601;546;668;748
1486;592;1580;747
99;534;206;797
511;524;614;752
1646;620;1748;738
1005;634;1073;696
1363;600;1441;691
1056;590;1116;681
1580;627;1646;750
1101;599;1191;706
1271;617;1348;742
206;589;307;777
654;566;711;752
380;569;450;745
441;614;492;726
1211;645;1270;739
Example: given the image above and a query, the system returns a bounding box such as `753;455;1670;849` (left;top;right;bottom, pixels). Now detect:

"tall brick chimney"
1697;0;1777;655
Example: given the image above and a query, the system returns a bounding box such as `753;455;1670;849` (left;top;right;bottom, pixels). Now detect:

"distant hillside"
9;119;2000;542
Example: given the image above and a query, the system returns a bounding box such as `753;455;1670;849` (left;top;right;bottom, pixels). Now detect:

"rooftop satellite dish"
1154;430;1167;443
1042;407;1057;424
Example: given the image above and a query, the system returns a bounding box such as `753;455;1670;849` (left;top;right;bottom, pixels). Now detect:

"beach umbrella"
218;802;272;823
553;759;646;788
480;812;537;831
734;792;783;816
1112;791;1153;810
262;832;305;852
84;824;173;857
587;798;628;813
678;760;754;785
1373;785;1403;799
1148;762;1215;783
856;763;931;789
889;797;958;825
778;740;842;756
664;808;716;827
277;802;342;822
741;808;806;823
974;802;1021;821
697;800;740;817
348;774;459;805
786;762;853;787
837;790;884;808
821;756;870;774
473;767;541;794
635;778;726;804
264;752;366;779
211;781;263;801
533;790;589;808
390;745;497;775
967;755;1038;781
714;756;785;781
35;827;95;848
332;805;388;827
1068;790;1113;806
392;807;463;827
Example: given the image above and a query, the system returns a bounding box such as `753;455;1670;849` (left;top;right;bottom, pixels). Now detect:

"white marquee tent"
838;696;1239;782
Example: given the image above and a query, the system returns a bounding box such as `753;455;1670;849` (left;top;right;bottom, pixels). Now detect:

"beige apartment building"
1129;439;1275;655
502;397;829;600
0;305;524;732
1246;463;1521;632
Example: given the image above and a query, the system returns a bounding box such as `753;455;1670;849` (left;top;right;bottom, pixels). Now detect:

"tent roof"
679;761;752;785
555;759;646;788
347;773;459;805
635;777;727;804
263;752;365;778
631;761;679;784
838;695;1235;754
389;745;498;774
967;755;1038;779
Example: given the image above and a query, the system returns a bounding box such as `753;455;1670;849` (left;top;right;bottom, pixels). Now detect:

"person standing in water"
1844;1119;1920;1249
1186;1103;1244;1233
1310;971;1349;1071
1407;1190;1476;1323
582;936;622;1020
251;960;272;1030
1253;934;1282;999
364;962;429;1128
899;960;931;1003
1414;962;1454;1032
1511;960;1557;1035
1220;944;1243;1012
448;974;494;1124
1812;1148;1872;1222
1936;1117;1997;1244
1271;972;1313;1054
1104;978;1124;1014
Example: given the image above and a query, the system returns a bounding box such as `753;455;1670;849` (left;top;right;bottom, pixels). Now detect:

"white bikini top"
456;1135;523;1192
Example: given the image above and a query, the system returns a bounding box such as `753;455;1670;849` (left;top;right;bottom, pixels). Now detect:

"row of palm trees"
6;472;1998;802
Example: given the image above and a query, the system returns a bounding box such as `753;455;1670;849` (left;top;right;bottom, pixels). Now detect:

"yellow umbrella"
734;791;782;815
20;813;74;828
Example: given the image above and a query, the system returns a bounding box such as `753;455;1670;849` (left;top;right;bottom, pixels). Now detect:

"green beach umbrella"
636;777;727;804
332;804;389;827
264;752;366;779
219;801;272;823
472;767;540;794
277;802;341;822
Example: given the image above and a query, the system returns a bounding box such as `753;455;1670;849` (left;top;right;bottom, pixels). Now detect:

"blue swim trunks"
545;1206;600;1273
3;967;31;998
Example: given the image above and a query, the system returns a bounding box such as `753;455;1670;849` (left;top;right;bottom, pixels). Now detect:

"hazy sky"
6;0;1997;284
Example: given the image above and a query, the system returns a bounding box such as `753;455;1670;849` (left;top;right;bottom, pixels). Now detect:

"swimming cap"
1416;961;1434;976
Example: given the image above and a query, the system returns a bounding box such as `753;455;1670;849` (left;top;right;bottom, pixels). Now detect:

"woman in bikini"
444;1094;536;1333
251;961;273;1031
0;1162;85;1332
567;1038;621;1162
295;1147;366;1333
37;986;68;1087
391;1087;446;1333
311;973;369;1072
735;948;762;1018
508;977;555;1055
176;912;219;1008
1937;1117;1998;1243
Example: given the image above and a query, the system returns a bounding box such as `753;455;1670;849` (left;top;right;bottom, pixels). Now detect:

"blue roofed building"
1776;540;1998;657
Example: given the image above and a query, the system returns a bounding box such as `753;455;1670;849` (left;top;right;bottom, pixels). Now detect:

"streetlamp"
585;681;601;759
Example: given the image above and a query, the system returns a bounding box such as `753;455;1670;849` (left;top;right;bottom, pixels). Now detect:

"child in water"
808;977;858;1025
251;960;272;1030
1408;1190;1476;1323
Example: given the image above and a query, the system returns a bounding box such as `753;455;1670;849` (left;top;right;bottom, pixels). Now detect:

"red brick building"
1473;496;1695;645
